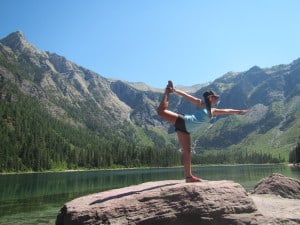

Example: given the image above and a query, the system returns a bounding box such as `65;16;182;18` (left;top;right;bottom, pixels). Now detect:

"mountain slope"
0;31;299;172
0;31;179;172
190;62;300;159
0;31;132;128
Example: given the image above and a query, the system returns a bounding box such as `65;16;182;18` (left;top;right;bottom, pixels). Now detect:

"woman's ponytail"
203;91;212;119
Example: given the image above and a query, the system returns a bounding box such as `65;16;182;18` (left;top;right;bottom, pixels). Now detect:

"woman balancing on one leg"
157;81;249;182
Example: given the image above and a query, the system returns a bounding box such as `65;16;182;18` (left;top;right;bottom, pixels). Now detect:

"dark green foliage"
0;81;182;172
192;150;285;165
289;142;300;164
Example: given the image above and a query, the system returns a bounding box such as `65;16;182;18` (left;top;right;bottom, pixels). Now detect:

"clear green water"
0;164;299;225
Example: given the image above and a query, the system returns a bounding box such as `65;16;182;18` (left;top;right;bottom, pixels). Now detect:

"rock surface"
251;194;300;225
56;174;300;225
56;180;258;225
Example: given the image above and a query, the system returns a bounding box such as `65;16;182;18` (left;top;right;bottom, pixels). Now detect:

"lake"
0;164;299;225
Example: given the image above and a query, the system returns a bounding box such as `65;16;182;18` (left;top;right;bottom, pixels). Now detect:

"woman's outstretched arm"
212;108;249;116
173;89;203;108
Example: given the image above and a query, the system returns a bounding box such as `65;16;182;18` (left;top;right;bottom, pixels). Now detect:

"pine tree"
295;142;300;164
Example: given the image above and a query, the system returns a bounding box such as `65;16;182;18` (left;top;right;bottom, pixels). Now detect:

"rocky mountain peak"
1;31;29;51
247;65;262;73
291;58;300;70
0;31;46;58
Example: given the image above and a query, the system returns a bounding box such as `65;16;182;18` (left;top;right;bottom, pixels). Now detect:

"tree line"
191;150;285;165
289;142;300;164
0;80;291;173
0;82;182;172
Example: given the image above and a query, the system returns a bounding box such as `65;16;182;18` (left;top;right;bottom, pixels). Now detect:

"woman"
157;81;249;182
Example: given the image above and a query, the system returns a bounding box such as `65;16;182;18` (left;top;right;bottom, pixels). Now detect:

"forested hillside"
0;31;299;172
0;79;180;171
0;31;180;172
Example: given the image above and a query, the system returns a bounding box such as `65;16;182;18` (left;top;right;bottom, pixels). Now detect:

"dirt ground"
251;194;300;222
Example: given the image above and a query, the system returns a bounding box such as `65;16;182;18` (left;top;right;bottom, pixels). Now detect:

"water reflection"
192;164;292;189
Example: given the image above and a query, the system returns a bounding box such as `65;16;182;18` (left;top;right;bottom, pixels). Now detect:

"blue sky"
1;0;300;88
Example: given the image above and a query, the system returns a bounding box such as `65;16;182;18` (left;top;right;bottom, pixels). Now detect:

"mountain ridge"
0;31;299;172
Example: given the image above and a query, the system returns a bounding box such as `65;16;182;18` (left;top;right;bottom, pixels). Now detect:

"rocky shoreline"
56;173;300;225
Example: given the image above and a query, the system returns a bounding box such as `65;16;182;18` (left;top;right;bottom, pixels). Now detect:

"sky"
1;0;300;88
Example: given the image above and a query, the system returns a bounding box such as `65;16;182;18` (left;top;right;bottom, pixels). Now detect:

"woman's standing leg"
177;131;202;182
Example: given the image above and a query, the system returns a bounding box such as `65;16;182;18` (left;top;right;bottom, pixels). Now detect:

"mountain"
189;62;300;161
0;31;299;172
0;31;180;172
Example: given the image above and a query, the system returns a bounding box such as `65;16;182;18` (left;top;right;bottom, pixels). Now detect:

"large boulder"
56;174;300;225
252;173;300;199
56;180;259;225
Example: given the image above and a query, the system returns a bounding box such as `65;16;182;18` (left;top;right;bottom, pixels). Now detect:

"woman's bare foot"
166;80;174;93
186;175;202;183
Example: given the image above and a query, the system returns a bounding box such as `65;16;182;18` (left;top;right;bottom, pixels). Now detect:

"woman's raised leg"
157;82;178;125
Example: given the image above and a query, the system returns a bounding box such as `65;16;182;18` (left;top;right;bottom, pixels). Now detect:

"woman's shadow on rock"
90;182;179;205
